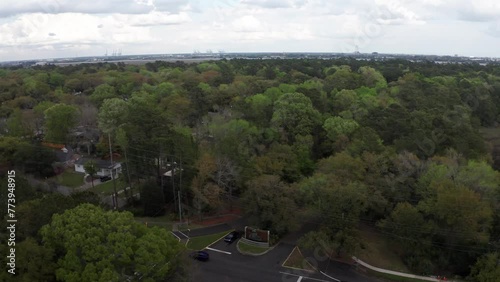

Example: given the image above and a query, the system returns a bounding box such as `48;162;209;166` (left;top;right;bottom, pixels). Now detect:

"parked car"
100;175;112;182
190;251;209;261
224;231;240;243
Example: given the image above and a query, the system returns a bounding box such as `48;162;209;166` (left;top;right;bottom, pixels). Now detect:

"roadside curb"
177;222;230;232
236;240;275;256
205;230;234;249
178;215;242;230
281;246;317;274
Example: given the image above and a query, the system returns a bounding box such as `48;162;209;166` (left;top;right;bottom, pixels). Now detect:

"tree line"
0;58;499;280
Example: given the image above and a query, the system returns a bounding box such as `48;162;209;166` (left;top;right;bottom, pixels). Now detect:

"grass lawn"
357;224;410;273
282;246;316;271
55;170;84;188
187;230;232;250
237;240;271;255
89;180;123;195
479;127;500;140
135;214;174;229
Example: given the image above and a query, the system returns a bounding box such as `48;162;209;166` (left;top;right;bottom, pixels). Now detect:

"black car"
100;175;112;182
224;231;240;243
190;251;209;261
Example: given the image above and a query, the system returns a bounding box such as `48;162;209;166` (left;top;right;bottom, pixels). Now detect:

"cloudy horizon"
0;0;499;62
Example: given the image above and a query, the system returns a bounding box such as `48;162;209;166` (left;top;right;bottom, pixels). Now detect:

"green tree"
418;180;493;245
323;116;359;142
242;175;298;236
244;93;273;126
15;193;99;241
84;160;98;189
6;109;32;137
97;98;128;134
358;66;387;89
191;153;223;215
326;66;361;91
89;84;117;107
299;177;368;257
253;143;301;183
271;92;321;143
40;204;184;282
0;237;57;282
469;252;500;282
377;202;434;273
14;143;58;178
44;103;79;143
209;118;258;166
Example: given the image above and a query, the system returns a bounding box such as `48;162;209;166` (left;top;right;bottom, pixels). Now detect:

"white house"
74;158;122;178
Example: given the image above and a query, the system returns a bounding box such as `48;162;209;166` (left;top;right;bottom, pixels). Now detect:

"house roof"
163;168;183;177
42;142;66;149
75;158;121;169
55;146;74;163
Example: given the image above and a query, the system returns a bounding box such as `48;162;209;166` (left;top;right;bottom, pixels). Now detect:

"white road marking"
319;271;341;282
279;271;331;282
297;276;303;282
170;232;181;242
205;247;232;255
178;230;189;238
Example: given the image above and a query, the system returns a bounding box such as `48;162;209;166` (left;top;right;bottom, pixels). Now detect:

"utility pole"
180;155;185;224
159;143;165;203
109;133;118;209
178;190;182;224
171;157;176;213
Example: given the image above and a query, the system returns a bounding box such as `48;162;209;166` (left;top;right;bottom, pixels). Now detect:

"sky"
0;0;499;61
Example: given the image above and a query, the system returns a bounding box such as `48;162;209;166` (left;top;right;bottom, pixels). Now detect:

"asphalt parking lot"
190;233;347;282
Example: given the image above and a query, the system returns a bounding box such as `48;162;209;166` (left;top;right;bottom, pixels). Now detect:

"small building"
74;158;122;178
41;143;80;170
55;146;80;167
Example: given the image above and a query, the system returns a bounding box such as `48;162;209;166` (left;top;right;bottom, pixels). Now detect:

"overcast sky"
0;0;499;61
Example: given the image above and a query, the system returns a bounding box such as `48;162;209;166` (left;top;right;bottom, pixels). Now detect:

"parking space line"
179;230;189;238
205;247;232;255
319;271;341;282
278;271;331;282
297;276;303;282
206;230;233;249
170;231;181;242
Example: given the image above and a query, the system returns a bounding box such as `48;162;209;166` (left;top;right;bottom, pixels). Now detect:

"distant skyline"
0;0;499;62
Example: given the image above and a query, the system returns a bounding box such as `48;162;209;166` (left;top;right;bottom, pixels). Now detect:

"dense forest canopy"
0;58;499;280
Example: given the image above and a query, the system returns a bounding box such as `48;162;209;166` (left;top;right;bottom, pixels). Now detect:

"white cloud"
1;0;500;61
232;15;262;32
0;0;190;17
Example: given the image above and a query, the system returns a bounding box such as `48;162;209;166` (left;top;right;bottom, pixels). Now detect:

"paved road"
183;217;380;282
189;235;376;282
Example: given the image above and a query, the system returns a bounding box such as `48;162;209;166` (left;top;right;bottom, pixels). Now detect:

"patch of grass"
479;127;500;140
237;240;271;255
282;246;316;272
357;225;409;273
135;214;173;229
187;230;232;250
55;170;84;188
89;180;123;195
